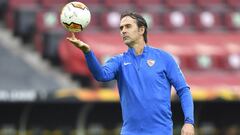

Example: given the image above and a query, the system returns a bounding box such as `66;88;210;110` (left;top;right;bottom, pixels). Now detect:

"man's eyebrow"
120;24;126;30
120;23;131;29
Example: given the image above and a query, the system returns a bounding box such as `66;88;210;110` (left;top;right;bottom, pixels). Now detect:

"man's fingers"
181;129;194;135
66;32;76;42
71;32;76;38
66;37;81;47
181;130;194;135
66;37;74;43
66;37;76;42
65;35;90;52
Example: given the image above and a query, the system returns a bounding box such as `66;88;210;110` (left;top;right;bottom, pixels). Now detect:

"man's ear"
139;26;145;35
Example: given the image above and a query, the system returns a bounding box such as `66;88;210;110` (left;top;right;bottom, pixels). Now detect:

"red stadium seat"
104;0;135;12
8;0;38;9
196;0;224;8
39;0;68;9
153;33;240;70
134;0;164;12
78;0;101;5
224;11;240;31
34;9;66;64
192;44;227;70
184;35;240;70
85;11;102;32
161;44;195;69
172;43;228;70
163;10;193;32
140;12;163;32
226;0;240;9
5;0;38;29
34;9;62;53
193;10;224;32
77;0;103;32
222;43;240;70
165;0;194;9
76;0;104;13
35;10;62;33
100;10;162;32
100;11;121;31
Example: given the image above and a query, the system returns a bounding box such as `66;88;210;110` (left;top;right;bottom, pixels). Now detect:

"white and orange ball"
60;1;91;32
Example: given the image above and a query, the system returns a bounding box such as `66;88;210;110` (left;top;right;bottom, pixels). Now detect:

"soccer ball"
60;1;91;32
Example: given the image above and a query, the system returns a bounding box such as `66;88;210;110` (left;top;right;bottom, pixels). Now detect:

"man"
67;12;194;135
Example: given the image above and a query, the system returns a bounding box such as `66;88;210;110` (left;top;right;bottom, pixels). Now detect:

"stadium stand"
100;11;121;31
162;10;194;32
142;11;163;32
77;0;103;10
34;9;66;64
104;0;135;11
134;0;164;12
0;0;8;21
34;9;60;53
193;9;225;32
195;0;225;9
165;0;194;10
39;0;68;9
14;6;39;43
226;0;240;9
73;0;104;32
0;44;60;90
224;10;240;31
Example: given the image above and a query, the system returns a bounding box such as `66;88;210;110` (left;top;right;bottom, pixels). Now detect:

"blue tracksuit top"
84;45;194;135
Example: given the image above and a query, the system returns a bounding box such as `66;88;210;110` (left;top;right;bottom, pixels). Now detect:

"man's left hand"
181;123;194;135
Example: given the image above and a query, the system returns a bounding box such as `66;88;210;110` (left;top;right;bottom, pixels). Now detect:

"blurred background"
0;0;240;135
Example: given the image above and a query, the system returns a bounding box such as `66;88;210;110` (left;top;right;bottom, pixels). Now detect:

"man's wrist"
82;48;90;53
184;123;194;127
83;48;91;54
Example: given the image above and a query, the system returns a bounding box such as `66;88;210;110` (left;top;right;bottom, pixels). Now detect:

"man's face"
120;16;143;47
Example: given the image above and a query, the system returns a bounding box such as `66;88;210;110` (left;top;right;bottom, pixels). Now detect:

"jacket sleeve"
84;51;120;82
165;53;194;125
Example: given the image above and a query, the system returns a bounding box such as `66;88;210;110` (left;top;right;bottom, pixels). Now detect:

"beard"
123;38;134;48
125;41;134;48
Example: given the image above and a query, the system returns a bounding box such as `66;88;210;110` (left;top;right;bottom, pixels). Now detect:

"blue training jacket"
84;45;194;135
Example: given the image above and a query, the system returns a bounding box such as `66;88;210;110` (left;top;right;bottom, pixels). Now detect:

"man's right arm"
84;51;120;81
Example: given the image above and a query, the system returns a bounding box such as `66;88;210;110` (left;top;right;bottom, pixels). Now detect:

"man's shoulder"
148;46;172;58
110;53;125;62
115;51;129;58
115;52;125;58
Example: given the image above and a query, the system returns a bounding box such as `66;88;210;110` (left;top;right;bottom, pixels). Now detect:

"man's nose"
121;30;126;36
121;27;127;33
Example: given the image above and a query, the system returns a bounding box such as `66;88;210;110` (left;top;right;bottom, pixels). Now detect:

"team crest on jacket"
147;59;155;67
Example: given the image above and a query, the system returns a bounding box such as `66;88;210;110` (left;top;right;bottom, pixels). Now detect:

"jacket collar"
127;45;149;57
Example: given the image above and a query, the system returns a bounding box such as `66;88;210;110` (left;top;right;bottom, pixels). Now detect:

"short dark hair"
120;12;148;43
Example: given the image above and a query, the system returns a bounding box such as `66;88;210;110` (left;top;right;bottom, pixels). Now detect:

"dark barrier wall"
0;102;239;135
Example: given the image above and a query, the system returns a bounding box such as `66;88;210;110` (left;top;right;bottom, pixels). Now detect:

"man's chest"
120;56;166;81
